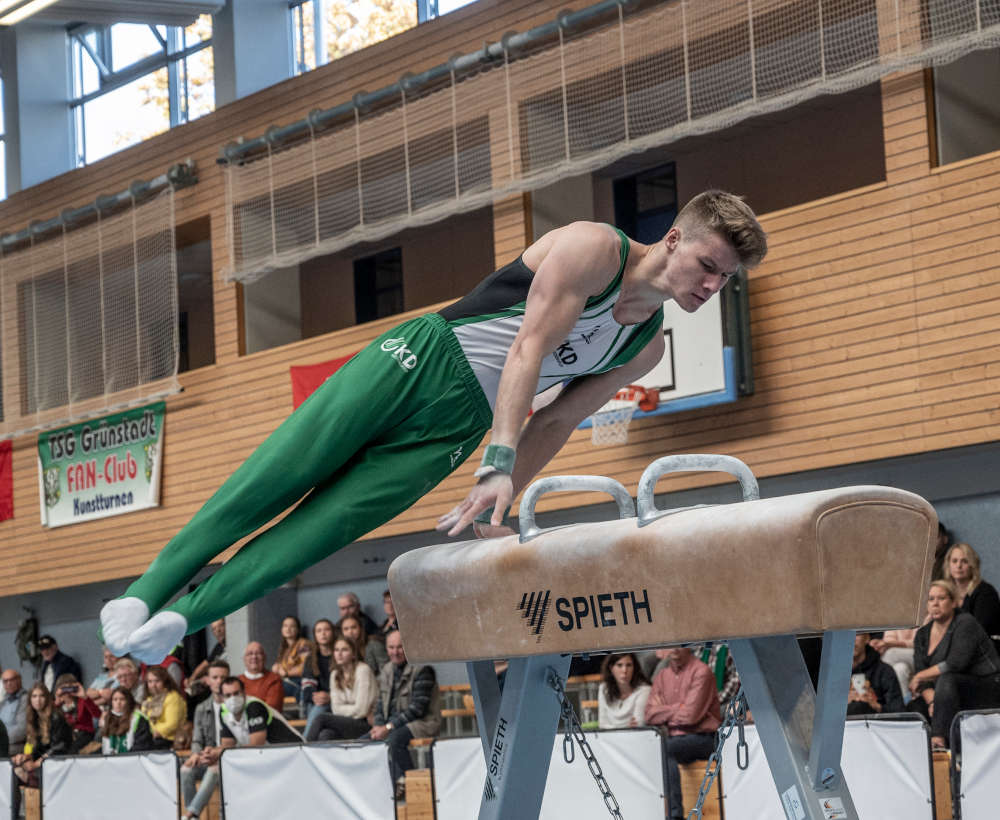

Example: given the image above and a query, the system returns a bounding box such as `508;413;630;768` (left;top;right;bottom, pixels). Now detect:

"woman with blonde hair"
908;579;1000;749
141;665;187;749
305;635;377;741
945;542;1000;650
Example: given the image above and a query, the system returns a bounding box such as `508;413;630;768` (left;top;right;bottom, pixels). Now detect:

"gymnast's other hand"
436;472;513;537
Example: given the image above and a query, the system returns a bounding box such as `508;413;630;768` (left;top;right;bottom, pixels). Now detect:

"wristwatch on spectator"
385;722;393;731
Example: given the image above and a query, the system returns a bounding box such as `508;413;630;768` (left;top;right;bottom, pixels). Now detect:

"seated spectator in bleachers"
653;643;741;709
597;653;651;729
114;658;146;703
931;522;952;582
11;683;72;796
1;668;27;755
218;677;303;747
337;592;380;639
100;687;153;754
188;618;227;688
180;660;230;820
306;635;377;742
304;619;336;738
239;642;284;712
271;615;316;714
38;635;83;694
946;543;1000;653
341;614;388;673
85;647;118;709
909;579;1000;749
870;628;919;698
378;590;397;638
363;630;440;800
157;646;188;691
53;674;102;752
847;633;904;716
645;648;721;820
141;666;187;750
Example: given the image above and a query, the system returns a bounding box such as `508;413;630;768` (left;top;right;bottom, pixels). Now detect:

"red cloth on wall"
289;353;356;409
0;439;12;522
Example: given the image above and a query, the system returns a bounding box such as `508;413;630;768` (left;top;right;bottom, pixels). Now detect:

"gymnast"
100;190;767;663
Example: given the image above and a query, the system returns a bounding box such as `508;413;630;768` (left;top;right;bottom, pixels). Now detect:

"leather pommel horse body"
388;455;937;820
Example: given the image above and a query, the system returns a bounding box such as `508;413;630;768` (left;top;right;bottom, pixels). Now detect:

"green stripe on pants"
126;314;492;633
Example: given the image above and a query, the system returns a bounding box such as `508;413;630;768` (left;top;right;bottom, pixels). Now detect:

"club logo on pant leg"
380;337;418;371
449;446;463;468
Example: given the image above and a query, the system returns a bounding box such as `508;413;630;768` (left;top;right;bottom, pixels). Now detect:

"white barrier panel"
220;742;394;819
434;729;664;820
721;720;933;820
0;759;11;817
43;751;178;819
957;712;1000;819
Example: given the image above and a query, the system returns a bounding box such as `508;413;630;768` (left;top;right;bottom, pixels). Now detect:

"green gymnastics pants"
125;313;493;633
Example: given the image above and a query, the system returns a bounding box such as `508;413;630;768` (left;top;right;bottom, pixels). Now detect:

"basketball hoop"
589;385;650;446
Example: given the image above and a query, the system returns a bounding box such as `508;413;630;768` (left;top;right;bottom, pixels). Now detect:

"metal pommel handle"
637;454;759;526
519;475;635;542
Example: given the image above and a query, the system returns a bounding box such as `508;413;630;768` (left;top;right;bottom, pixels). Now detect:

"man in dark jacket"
364;629;441;797
39;635;83;694
847;632;905;715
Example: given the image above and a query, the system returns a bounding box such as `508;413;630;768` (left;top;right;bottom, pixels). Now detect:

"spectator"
141;666;187;749
38;635;83;693
53;674;102;752
11;683;72;805
846;633;904;716
870;628;919;697
304;618;336;738
340;614;388;673
239;642;284;712
85;647;119;709
364;630;440;799
0;668;27;755
100;687;153;754
337;592;380;638
654;643;741;709
158;646;188;691
218;677;303;748
598;653;651;729
271;615;317;714
931;521;952;582
909;579;1000;749
180;660;230;820
645;648;721;820
306;636;377;742
946;543;1000;652
114;657;146;703
379;590;397;638
189;619;228;686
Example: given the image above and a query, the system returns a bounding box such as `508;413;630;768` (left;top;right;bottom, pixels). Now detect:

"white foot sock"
127;611;188;664
100;597;149;656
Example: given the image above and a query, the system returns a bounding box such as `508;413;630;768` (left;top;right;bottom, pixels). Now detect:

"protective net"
0;188;180;439
224;0;1000;283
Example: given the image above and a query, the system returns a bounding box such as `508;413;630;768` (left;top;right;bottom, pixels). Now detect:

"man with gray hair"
337;592;379;637
0;669;24;755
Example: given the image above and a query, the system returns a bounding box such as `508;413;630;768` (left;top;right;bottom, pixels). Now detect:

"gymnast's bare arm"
436;223;659;537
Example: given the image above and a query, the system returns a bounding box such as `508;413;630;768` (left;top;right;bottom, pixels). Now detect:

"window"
0;76;6;201
176;217;215;373
70;15;214;166
613;164;677;244
290;1;479;76
354;247;403;324
932;47;1000;166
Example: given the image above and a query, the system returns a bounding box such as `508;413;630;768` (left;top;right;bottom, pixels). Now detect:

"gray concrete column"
1;23;74;194
213;0;294;108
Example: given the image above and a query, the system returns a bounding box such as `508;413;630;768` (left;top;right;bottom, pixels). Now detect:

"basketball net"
590;385;654;446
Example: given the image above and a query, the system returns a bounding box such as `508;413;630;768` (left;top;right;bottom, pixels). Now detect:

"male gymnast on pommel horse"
100;190;768;663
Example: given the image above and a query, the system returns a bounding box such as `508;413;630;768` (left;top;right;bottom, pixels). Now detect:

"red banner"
289;353;356;409
0;439;12;522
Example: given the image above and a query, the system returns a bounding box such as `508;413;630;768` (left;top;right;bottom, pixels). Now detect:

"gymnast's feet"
127;611;188;664
99;597;149;656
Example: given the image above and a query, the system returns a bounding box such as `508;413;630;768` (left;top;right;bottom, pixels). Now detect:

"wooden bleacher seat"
402;769;435;820
679;761;722;820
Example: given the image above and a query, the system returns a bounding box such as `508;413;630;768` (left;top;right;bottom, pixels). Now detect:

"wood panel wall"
1;0;999;597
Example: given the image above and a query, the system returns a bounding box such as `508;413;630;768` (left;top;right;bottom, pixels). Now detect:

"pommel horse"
388;455;937;820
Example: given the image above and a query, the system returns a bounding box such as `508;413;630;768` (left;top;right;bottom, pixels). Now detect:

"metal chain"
548;669;624;820
686;688;750;819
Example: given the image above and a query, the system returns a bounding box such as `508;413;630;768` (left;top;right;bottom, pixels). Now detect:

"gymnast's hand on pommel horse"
99;191;767;668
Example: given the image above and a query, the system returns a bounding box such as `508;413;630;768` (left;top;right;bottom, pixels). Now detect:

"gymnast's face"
659;228;739;314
